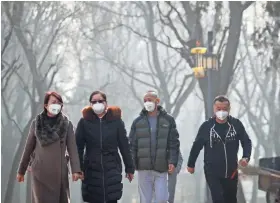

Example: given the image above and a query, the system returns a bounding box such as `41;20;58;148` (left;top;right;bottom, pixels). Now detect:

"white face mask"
215;110;229;120
92;103;105;115
144;101;156;112
48;104;62;115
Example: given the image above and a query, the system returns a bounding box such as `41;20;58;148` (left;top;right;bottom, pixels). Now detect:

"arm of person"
117;119;135;174
168;117;180;167
18;120;36;175
75;118;86;172
175;150;184;174
187;122;208;168
128;120;137;168
66;121;82;173
237;120;252;161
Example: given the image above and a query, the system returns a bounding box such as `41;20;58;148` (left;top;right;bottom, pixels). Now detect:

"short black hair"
213;95;230;105
89;90;107;102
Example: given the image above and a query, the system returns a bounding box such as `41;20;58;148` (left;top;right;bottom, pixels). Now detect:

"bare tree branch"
165;2;192;36
101;56;158;89
120;23;180;51
242;1;254;11
14;68;35;103
217;27;229;55
1;27;13;56
84;2;144;18
1;57;22;92
171;74;194;106
172;77;196;118
1;96;24;135
130;69;144;106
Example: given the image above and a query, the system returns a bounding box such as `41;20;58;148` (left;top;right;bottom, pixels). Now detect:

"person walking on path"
129;90;180;203
17;91;82;203
187;95;252;203
76;90;135;203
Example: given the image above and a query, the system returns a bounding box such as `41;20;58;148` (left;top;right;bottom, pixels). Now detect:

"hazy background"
1;1;280;203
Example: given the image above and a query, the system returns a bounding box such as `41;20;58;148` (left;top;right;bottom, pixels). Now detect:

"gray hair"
144;90;158;98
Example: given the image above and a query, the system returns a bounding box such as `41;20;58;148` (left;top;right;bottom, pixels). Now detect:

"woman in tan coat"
17;91;82;203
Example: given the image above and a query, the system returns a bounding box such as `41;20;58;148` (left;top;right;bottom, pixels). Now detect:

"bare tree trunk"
3;122;32;203
145;2;171;111
199;1;244;116
2;3;52;202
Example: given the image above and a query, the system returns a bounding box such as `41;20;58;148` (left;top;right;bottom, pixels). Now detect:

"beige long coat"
18;118;81;203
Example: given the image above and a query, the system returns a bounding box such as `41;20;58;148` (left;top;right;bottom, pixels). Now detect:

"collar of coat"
82;106;121;121
35;111;69;146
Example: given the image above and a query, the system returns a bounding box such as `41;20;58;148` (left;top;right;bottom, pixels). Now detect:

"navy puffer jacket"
76;106;134;203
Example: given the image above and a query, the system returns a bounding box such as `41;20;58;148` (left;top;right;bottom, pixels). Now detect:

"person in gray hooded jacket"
129;90;180;203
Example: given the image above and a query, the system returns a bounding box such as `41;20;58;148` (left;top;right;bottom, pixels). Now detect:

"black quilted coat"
75;106;135;203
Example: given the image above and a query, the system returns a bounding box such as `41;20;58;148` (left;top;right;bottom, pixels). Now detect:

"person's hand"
168;164;175;174
126;173;134;182
72;173;80;181
239;158;249;168
16;173;24;182
79;172;84;181
187;167;195;174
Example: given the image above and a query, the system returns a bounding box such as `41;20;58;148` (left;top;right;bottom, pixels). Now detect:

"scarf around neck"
35;111;69;147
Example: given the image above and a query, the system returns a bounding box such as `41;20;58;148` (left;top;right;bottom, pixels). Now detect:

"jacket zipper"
146;116;153;169
213;124;231;178
155;115;160;166
100;118;106;203
223;143;228;178
223;125;231;178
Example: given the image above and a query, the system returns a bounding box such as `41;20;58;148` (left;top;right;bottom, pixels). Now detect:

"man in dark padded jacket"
129;90;180;203
187;95;252;203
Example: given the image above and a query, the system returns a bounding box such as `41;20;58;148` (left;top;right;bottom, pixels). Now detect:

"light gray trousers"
167;171;177;203
138;170;169;203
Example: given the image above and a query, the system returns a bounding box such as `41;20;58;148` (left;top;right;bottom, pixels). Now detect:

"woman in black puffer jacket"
75;90;135;203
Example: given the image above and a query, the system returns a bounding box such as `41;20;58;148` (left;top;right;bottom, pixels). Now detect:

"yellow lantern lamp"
190;47;207;55
190;40;207;79
192;66;206;78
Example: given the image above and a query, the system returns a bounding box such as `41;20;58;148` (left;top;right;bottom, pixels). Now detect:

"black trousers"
205;174;238;203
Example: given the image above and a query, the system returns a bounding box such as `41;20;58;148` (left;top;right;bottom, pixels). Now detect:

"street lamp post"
206;31;214;203
189;37;219;81
207;31;214;120
190;31;219;203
